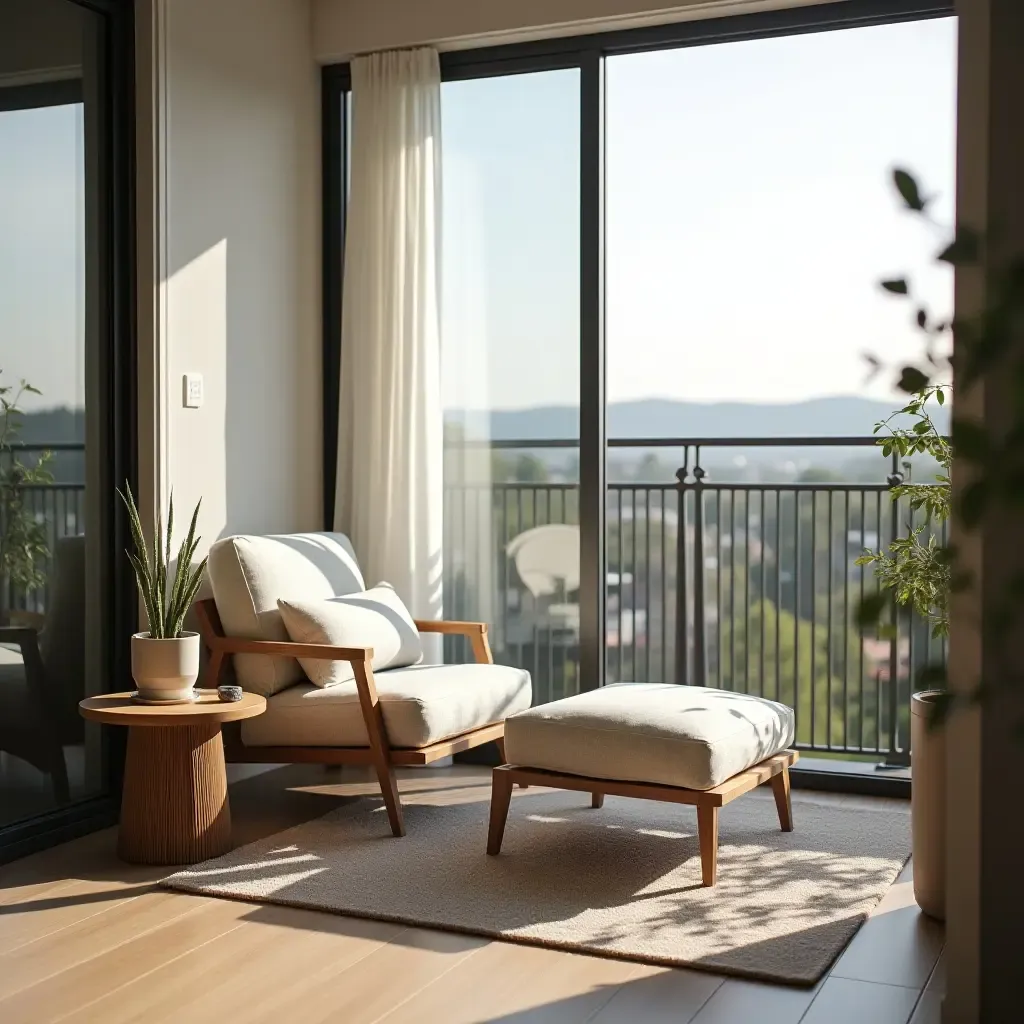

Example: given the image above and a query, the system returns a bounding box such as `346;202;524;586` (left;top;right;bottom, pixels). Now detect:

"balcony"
444;436;947;772
11;435;943;775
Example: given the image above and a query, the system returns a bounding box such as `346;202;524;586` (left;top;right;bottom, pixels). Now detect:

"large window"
441;71;581;705
602;16;957;747
606;18;956;417
323;0;957;777
0;0;134;855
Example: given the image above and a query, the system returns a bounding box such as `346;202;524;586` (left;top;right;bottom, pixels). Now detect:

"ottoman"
488;683;798;886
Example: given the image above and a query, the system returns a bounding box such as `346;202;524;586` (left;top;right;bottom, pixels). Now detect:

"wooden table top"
79;690;266;727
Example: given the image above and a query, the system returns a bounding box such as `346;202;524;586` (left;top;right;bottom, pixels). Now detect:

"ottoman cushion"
504;682;795;791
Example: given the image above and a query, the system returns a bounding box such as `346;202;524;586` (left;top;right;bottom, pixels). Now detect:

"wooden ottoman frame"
487;750;799;886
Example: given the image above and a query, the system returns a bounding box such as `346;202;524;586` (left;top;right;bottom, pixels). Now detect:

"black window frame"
0;79;84;112
321;0;955;798
0;0;137;864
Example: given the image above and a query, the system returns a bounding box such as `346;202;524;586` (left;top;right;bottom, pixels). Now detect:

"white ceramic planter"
911;690;946;921
131;631;200;704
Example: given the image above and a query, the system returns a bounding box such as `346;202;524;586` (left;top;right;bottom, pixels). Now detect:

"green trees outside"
711;485;894;750
717;598;879;750
442;437;917;755
491;451;550;484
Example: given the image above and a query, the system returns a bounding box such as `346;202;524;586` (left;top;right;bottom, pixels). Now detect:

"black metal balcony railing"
444;437;949;767
8;439;945;767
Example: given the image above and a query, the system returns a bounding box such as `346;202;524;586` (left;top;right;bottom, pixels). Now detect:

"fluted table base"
118;722;231;865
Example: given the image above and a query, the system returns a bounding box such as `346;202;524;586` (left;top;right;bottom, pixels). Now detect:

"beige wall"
137;0;321;556
311;0;833;60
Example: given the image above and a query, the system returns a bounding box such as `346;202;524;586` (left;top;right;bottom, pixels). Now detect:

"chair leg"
591;792;605;809
487;766;514;855
697;803;719;887
771;764;794;832
373;758;405;837
351;660;404;836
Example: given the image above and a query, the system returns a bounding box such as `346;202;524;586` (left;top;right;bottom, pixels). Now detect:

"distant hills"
17;407;84;445
11;408;85;484
15;397;947;483
22;396;945;445
21;396;948;445
448;396;949;442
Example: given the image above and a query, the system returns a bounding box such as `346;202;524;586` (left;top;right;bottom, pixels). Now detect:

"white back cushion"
278;583;423;687
208;532;365;696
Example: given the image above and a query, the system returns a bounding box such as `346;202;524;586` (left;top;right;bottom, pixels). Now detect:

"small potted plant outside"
0;375;54;617
121;486;208;704
858;384;951;921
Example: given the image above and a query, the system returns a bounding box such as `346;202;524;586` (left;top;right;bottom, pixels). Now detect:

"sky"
441;16;958;414
0;102;85;414
0;16;957;420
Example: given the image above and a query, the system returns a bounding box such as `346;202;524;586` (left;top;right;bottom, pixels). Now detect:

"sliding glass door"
603;16;956;754
323;0;956;784
440;70;582;705
0;0;134;856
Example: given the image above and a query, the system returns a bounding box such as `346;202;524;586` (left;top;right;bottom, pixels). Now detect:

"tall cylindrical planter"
131;631;200;704
911;690;946;921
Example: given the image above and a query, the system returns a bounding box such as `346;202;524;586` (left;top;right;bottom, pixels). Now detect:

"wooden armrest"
414;619;488;636
414;620;493;665
209;636;373;663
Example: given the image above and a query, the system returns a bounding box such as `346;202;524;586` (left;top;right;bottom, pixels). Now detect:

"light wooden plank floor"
0;764;945;1024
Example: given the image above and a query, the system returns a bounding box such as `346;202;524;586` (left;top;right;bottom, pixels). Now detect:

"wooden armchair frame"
195;598;508;837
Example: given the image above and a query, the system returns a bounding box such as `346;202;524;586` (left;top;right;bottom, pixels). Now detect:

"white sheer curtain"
334;49;443;629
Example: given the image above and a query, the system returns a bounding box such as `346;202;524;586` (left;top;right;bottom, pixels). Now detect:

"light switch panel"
183;373;204;409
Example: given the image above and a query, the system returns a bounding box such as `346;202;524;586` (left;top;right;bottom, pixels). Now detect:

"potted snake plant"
121;486;208;704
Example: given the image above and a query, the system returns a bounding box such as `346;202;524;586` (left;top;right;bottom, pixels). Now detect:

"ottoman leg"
487;766;514;855
697;803;719;886
495;737;528;788
591;792;605;808
771;764;794;832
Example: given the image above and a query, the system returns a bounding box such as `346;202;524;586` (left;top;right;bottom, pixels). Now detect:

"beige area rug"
163;784;910;985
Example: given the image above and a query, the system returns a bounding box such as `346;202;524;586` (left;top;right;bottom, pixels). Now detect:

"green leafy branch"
862;167;1024;725
119;485;208;639
857;385;952;639
857;530;951;640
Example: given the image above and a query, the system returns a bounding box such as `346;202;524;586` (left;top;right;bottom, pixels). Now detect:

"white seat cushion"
208;532;365;697
278;584;423;687
241;663;533;749
504;683;795;791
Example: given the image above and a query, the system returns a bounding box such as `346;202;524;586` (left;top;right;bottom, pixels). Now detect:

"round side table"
80;690;265;866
